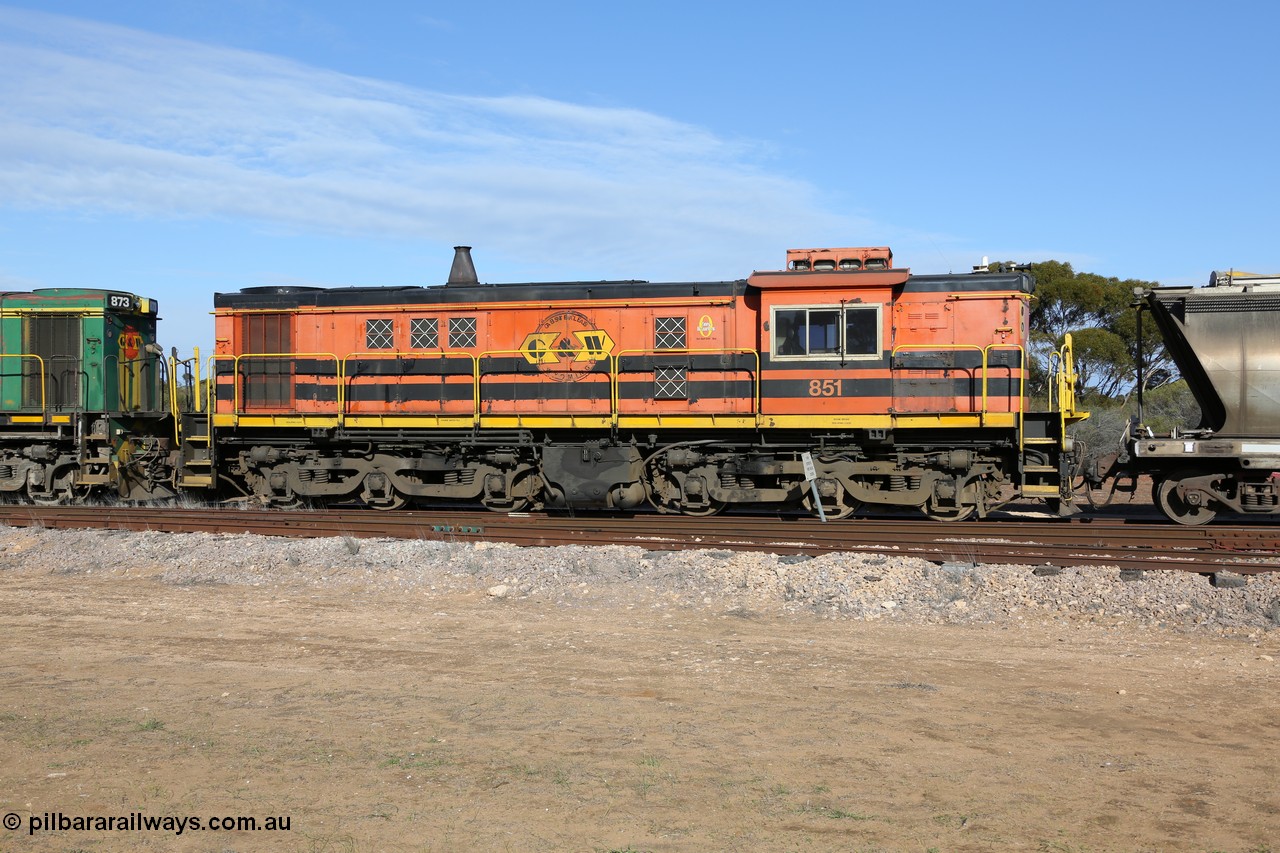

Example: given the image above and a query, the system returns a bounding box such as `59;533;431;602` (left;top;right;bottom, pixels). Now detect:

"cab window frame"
770;304;882;361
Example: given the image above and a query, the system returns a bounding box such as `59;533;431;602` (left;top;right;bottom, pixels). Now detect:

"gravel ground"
3;524;1279;639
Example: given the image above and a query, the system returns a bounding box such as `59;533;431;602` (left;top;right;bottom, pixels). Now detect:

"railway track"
0;504;1277;574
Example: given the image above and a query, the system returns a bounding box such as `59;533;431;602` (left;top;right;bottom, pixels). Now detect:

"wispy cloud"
0;7;866;277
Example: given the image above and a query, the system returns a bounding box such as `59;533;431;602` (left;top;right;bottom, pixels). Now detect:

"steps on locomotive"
177;413;214;489
76;445;113;486
1017;410;1069;498
1020;463;1062;498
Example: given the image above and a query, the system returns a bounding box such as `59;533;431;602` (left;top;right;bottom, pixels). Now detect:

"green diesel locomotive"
0;288;176;503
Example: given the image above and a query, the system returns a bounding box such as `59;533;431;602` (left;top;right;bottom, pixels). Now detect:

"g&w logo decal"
119;325;143;361
519;311;614;382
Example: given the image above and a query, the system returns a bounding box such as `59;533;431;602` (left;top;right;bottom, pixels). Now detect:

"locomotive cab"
746;252;1079;519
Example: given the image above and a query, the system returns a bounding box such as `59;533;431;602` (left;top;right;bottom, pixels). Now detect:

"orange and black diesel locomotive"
181;246;1085;519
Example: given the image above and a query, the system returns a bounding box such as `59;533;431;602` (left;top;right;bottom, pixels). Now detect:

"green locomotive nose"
0;288;173;505
0;289;162;414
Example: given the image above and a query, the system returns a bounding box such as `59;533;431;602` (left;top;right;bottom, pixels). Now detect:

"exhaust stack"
447;245;478;285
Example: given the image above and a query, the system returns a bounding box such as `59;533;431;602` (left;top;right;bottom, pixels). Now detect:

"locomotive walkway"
0;504;1276;574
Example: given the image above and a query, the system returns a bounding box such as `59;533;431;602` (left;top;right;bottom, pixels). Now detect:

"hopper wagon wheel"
1155;475;1218;526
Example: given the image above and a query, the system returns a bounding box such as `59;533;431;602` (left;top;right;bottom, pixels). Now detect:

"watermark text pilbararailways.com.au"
4;811;291;836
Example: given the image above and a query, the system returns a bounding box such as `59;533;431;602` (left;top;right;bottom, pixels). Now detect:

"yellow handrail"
1052;333;1079;416
611;348;760;424
888;342;1026;420
475;348;611;418
984;344;1026;416
191;347;202;414
341;350;478;418
206;347;765;426
207;352;341;418
0;354;46;412
167;354;179;442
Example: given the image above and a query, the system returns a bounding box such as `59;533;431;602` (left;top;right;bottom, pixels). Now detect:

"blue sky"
0;1;1276;353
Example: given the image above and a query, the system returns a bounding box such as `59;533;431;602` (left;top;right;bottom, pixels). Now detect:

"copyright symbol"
2;812;19;831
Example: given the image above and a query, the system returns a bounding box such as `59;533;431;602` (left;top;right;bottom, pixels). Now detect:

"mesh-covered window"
24;315;82;409
449;316;477;348
654;366;687;400
410;317;438;349
365;318;394;350
655;316;686;350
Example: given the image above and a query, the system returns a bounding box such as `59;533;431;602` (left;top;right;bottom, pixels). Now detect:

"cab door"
241;313;295;410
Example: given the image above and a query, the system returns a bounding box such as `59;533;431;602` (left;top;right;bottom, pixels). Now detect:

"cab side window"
844;307;879;356
773;306;880;359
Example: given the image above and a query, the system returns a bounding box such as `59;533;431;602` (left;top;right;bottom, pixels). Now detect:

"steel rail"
0;505;1276;574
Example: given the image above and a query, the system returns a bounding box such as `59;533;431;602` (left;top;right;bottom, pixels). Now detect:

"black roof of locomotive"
893;271;1034;294
214;270;1032;310
215;279;750;309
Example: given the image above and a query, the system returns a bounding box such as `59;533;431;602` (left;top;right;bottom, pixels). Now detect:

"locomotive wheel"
924;502;976;522
803;491;861;520
1155;477;1217;526
641;469;722;515
368;493;408;511
482;496;531;513
482;470;536;513
680;499;725;517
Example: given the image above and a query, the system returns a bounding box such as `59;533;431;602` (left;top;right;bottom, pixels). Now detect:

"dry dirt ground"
1;548;1278;852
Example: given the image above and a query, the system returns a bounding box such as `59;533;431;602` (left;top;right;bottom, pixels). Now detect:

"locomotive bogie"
229;442;522;507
